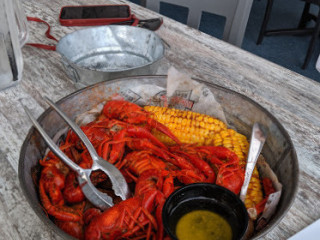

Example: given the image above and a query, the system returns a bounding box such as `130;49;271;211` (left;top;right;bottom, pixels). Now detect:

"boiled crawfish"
37;99;249;240
38;153;85;239
102;100;181;145
84;170;174;240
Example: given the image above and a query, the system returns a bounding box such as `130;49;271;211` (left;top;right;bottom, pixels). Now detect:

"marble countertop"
0;0;319;239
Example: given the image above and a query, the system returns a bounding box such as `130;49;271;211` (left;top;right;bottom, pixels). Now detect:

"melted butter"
175;210;232;240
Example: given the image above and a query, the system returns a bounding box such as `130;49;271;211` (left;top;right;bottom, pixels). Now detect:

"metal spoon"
22;97;130;210
240;123;267;202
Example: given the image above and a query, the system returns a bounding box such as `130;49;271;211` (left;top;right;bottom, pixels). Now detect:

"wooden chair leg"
302;8;320;69
257;0;274;44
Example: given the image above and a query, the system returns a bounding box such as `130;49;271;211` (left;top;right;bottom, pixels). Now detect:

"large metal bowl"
18;76;298;239
56;26;165;86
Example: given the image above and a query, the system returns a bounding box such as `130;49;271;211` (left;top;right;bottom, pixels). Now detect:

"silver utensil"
22;97;130;210
240;123;267;202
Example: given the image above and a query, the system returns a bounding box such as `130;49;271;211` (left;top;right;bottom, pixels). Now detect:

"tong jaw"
23;97;130;210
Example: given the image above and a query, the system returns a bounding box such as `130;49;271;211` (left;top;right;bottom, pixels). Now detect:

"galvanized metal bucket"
56;26;165;86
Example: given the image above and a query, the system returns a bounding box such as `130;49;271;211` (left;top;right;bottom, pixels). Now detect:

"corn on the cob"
244;167;263;208
144;105;263;208
144;105;228;146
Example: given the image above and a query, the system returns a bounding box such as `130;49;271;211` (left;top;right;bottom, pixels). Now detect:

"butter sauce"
175;210;232;240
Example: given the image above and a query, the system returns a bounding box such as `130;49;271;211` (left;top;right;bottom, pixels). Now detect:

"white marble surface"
0;0;319;239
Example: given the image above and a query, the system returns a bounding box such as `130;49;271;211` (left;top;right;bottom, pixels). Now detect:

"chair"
257;0;320;69
141;0;253;47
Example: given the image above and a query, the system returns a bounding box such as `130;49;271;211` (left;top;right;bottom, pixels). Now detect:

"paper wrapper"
256;156;282;229
165;67;227;123
75;67;227;125
246;156;282;223
74;67;282;233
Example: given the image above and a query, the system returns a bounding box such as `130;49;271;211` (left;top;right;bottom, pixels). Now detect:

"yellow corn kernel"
244;168;264;209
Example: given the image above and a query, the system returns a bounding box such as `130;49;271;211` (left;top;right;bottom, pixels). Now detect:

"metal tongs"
23;97;130;210
240;123;267;202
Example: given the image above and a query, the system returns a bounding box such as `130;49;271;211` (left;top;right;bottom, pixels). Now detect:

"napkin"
288;219;320;240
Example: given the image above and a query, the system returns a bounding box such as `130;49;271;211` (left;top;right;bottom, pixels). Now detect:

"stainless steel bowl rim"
18;75;299;240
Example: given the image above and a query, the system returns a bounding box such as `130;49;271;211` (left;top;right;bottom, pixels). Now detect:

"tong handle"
23;105;83;174
45;97;100;163
240;123;267;202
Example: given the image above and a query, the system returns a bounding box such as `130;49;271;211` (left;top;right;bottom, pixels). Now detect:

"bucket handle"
60;56;80;82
